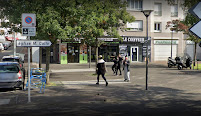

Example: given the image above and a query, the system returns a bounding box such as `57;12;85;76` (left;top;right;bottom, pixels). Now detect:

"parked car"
0;62;25;90
0;42;4;51
0;40;12;50
2;55;24;69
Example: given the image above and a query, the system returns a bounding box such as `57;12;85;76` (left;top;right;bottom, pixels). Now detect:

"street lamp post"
141;10;153;90
171;29;173;58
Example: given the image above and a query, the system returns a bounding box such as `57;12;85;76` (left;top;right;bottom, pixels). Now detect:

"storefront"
60;38;88;64
120;36;149;62
59;36;150;63
98;38;119;62
154;40;178;61
60;37;118;63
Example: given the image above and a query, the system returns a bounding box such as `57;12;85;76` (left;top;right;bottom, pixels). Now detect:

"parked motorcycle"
175;54;192;70
167;57;177;68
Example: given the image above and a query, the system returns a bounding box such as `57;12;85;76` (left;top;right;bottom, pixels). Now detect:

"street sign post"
22;13;36;27
22;27;36;36
17;40;52;47
22;13;36;103
189;21;201;39
189;2;201;39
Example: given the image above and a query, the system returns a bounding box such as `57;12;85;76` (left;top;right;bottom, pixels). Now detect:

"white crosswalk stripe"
61;79;130;85
51;68;96;73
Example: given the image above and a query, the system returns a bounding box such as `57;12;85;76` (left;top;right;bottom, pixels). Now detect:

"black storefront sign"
122;36;146;43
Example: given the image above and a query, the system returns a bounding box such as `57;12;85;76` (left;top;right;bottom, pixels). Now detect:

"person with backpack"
96;55;108;86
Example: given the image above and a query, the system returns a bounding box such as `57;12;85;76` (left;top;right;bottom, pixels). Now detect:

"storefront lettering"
154;40;178;45
123;37;145;43
98;38;118;42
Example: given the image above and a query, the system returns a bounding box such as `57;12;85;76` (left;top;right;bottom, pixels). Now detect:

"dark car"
2;55;24;68
0;62;25;90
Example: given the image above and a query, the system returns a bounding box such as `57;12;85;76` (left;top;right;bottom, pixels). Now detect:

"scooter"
167;57;177;68
175;56;192;70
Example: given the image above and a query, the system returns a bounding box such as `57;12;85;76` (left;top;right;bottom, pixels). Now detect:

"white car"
0;43;4;51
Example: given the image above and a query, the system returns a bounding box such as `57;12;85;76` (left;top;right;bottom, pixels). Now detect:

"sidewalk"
1;62;201;116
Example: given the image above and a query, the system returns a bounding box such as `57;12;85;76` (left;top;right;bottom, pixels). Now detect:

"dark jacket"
97;59;106;75
117;57;123;68
113;58;118;67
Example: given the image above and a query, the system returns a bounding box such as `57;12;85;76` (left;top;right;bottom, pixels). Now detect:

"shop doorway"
131;46;138;62
67;44;79;63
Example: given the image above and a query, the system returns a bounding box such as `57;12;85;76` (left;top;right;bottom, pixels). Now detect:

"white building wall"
122;0;186;62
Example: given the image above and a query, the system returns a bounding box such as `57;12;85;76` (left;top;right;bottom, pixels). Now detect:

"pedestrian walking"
123;56;130;82
116;55;123;75
96;55;108;86
112;57;118;75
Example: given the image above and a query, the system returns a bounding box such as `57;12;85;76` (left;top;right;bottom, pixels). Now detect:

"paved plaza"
0;62;201;116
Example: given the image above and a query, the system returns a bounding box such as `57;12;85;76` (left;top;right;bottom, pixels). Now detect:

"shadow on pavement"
1;84;201;116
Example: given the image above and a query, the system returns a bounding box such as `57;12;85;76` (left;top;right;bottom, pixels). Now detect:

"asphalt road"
0;44;25;59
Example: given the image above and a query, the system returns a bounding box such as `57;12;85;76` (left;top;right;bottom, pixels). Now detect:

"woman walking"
123;56;130;82
96;55;108;86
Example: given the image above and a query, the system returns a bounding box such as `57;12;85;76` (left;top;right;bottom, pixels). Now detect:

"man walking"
123;56;130;82
116;55;123;75
112;56;118;75
96;55;108;86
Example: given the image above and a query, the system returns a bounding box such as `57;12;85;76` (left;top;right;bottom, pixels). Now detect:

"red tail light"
18;70;22;79
20;64;22;68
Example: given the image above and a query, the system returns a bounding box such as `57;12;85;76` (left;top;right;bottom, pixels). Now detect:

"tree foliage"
0;0;135;43
0;0;135;64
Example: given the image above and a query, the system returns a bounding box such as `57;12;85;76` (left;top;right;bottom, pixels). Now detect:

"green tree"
67;0;135;63
0;0;73;83
0;0;135;80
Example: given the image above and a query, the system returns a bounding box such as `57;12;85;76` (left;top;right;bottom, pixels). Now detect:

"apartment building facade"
121;0;187;62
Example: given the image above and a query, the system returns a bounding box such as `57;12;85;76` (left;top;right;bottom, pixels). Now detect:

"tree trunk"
95;37;98;64
46;47;50;84
39;47;42;68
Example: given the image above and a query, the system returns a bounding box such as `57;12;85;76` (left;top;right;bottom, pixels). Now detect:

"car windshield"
2;58;20;63
0;65;19;73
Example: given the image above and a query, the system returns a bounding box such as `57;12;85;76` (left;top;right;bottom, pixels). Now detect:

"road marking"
0;99;10;105
61;79;129;85
51;68;96;73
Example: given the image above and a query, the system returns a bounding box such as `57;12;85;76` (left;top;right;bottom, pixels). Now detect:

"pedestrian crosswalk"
60;79;130;86
57;79;131;89
51;68;96;73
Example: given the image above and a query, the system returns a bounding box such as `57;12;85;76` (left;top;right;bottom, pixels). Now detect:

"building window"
127;20;143;31
127;0;143;11
154;22;161;32
171;4;178;17
154;3;162;16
